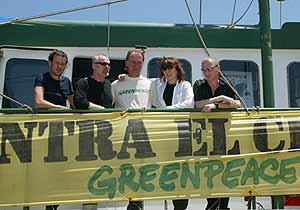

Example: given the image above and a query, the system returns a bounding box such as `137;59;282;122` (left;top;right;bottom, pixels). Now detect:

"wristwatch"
214;103;219;109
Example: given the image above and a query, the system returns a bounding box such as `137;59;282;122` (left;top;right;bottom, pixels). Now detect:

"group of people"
34;49;241;210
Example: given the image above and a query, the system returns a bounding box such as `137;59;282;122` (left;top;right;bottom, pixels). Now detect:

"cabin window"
2;58;48;108
219;60;260;107
287;62;300;107
147;58;192;83
72;57;126;85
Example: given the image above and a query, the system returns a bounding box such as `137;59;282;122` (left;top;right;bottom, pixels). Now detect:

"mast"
259;0;284;206
258;0;274;108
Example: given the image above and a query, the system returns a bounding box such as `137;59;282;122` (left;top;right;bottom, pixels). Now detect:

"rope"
218;71;249;114
0;0;127;26
184;0;249;114
184;0;211;57
0;92;33;113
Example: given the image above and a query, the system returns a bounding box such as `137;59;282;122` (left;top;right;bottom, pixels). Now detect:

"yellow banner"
1;110;300;206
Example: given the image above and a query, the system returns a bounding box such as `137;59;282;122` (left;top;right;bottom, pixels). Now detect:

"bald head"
92;54;109;64
91;54;110;81
201;57;219;67
201;57;220;82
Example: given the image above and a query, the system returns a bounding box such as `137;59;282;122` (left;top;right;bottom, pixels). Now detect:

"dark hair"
48;49;68;64
125;49;145;61
160;57;185;83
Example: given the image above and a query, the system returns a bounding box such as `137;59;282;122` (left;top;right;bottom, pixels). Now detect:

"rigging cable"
199;0;203;25
184;0;211;57
107;3;111;54
279;0;282;27
0;0;127;26
183;0;249;114
231;0;237;26
0;92;33;113
233;0;254;25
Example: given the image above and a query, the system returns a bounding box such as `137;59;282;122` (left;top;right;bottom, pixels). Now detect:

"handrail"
1;107;300;114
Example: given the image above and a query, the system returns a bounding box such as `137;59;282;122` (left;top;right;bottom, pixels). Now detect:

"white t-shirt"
111;75;154;108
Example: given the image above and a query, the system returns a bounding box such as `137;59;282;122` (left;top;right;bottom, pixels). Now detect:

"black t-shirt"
193;78;238;101
34;72;73;106
74;77;113;109
163;83;176;106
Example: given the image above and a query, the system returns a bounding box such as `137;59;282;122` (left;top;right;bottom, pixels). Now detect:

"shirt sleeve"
103;80;114;108
193;80;205;101
74;79;90;109
111;81;117;107
34;73;44;87
65;78;73;96
150;79;159;108
167;81;194;109
225;83;239;100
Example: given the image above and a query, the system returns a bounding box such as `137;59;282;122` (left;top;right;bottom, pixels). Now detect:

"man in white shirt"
111;49;154;109
111;49;154;210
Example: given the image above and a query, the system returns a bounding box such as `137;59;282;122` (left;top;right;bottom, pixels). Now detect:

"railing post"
272;195;284;209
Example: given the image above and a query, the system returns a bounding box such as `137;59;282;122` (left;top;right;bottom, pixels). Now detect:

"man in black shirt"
193;57;241;210
34;50;73;210
34;49;73;109
74;54;113;109
74;54;112;210
193;57;241;112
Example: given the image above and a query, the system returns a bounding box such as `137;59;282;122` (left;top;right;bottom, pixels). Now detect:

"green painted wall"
0;19;299;49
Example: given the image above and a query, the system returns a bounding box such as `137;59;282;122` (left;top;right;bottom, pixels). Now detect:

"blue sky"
1;0;300;28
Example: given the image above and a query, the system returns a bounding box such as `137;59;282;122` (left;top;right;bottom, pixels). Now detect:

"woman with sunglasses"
151;57;194;110
152;57;193;210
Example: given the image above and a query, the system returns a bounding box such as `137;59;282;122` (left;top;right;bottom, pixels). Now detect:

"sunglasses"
201;65;218;73
93;61;111;67
162;66;175;71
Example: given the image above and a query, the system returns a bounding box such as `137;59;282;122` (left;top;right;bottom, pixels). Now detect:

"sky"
1;0;300;29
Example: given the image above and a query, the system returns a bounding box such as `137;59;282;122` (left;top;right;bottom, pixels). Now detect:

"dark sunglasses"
201;65;218;73
93;61;111;67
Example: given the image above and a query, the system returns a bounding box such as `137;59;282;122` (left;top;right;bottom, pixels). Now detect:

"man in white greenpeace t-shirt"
111;49;154;210
111;49;154;109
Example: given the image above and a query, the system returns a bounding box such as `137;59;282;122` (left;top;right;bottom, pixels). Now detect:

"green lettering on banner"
222;159;245;189
88;165;116;199
159;163;180;191
118;163;139;194
280;156;300;184
180;162;201;189
139;163;160;192
86;156;300;200
202;160;224;188
259;158;280;185
241;158;259;185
